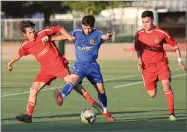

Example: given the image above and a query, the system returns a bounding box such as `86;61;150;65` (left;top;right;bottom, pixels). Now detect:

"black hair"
81;15;95;27
141;10;154;19
20;20;35;33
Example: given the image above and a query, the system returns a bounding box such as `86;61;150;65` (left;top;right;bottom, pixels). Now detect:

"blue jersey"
71;27;104;62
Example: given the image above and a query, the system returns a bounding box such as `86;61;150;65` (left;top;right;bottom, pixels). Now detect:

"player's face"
82;25;93;35
24;27;36;41
142;17;154;31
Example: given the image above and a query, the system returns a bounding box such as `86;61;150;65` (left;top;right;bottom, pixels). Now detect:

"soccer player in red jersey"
7;20;103;123
134;10;186;121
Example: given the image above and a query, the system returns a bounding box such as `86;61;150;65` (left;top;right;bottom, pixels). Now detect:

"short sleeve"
18;46;28;56
97;30;104;44
163;31;177;47
38;26;61;36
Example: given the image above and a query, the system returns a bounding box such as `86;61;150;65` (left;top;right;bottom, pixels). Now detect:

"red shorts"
142;61;171;91
34;56;70;85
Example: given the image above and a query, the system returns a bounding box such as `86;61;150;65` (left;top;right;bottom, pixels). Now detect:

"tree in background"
61;1;126;15
2;1;132;26
2;1;70;26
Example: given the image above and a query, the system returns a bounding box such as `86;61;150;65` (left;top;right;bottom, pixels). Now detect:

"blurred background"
1;1;186;60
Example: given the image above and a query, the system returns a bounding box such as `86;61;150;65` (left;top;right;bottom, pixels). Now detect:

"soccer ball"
80;109;96;124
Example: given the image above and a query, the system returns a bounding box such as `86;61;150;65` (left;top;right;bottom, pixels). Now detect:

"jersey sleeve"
38;26;61;36
163;30;177;47
70;30;75;37
97;30;104;44
134;33;141;51
18;43;29;56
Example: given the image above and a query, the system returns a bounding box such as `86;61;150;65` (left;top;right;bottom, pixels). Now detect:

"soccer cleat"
16;114;32;123
102;111;115;122
169;114;177;121
53;88;63;106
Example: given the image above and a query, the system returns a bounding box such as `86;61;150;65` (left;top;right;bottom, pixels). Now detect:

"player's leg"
158;62;176;121
63;63;103;112
142;65;158;98
16;71;56;123
74;84;104;113
86;63;115;121
88;80;115;121
16;81;46;123
53;62;86;106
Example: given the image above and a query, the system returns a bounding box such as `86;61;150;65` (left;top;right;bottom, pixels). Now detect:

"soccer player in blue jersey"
53;15;115;121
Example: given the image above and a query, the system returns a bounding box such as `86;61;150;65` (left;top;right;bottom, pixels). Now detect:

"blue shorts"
71;61;104;83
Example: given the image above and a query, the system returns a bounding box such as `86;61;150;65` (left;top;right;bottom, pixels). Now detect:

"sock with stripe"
26;102;35;117
165;89;174;115
61;82;74;100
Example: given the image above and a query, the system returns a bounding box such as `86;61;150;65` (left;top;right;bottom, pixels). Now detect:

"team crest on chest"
90;39;94;44
154;36;160;44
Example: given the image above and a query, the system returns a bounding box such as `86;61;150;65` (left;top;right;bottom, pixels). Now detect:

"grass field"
1;60;186;132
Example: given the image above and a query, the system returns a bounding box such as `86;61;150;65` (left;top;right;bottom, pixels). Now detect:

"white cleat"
169;114;177;121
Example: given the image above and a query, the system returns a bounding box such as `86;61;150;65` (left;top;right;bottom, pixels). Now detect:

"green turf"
1;60;186;132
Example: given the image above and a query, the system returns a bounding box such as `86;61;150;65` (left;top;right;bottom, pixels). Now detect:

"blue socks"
98;93;107;108
61;82;74;99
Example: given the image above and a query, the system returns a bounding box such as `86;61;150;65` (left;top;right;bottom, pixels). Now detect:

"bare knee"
30;83;44;96
147;90;156;98
96;83;105;94
161;80;171;92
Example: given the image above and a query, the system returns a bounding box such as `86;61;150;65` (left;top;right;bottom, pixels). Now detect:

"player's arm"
58;27;75;42
134;33;143;70
42;26;75;42
171;44;186;71
101;31;114;40
7;54;22;72
50;34;76;42
164;31;186;71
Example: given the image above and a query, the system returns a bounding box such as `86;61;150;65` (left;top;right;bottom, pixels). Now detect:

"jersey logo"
90;39;94;44
154;36;160;44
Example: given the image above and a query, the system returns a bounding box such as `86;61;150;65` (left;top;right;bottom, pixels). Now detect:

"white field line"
1;68;183;98
113;73;186;88
1;74;140;98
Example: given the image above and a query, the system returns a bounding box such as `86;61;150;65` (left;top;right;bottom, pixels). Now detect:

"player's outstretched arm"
50;35;75;42
172;45;186;71
101;31;114;40
7;54;22;72
59;27;75;42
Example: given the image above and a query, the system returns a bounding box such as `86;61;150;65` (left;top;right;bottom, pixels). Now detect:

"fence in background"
1;18;137;42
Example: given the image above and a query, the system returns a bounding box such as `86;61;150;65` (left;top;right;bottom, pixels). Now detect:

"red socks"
165;89;174;115
26;102;35;117
83;92;95;105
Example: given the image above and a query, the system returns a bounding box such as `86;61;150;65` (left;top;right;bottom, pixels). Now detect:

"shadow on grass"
2;109;186;132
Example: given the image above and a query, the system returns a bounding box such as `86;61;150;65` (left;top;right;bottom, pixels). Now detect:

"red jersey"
18;26;64;67
134;26;177;64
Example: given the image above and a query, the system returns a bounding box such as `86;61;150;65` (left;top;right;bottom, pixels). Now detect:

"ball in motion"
80;109;96;124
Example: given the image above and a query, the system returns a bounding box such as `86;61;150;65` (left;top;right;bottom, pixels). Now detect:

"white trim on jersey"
155;29;170;39
72;29;82;34
96;30;103;34
20;41;28;49
38;29;52;35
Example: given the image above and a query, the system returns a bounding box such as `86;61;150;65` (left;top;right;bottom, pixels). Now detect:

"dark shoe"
53;88;63;106
16;114;32;123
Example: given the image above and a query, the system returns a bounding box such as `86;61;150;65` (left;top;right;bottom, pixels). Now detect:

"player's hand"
138;58;143;71
107;30;114;38
8;64;13;72
178;61;186;71
41;36;50;43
